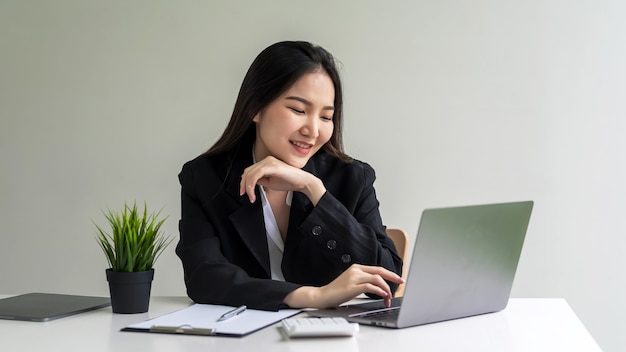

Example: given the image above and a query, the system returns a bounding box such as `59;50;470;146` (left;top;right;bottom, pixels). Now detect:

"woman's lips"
291;140;313;154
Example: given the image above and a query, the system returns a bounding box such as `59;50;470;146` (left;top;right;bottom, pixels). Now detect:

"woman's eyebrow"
285;96;334;111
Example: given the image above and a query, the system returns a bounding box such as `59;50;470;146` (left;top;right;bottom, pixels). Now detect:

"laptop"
309;200;533;328
0;293;111;322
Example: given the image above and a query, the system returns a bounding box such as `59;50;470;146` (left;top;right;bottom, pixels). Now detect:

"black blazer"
176;141;403;311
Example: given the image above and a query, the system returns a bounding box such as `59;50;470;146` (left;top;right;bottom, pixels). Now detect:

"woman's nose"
300;116;319;138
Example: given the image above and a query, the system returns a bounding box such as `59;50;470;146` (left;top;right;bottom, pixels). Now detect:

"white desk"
1;297;601;352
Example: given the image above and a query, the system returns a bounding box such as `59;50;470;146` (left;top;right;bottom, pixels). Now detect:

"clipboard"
123;303;300;337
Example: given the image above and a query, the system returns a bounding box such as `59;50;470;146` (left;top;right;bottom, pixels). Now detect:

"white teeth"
292;141;311;149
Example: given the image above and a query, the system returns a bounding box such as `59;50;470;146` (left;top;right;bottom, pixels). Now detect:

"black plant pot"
106;268;154;314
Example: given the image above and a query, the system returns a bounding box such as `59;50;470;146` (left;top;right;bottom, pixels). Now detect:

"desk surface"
1;296;600;352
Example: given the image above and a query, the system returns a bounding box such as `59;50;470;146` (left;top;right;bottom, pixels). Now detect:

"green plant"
95;201;173;272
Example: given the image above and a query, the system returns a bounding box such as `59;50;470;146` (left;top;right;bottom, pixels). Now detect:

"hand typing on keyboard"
281;317;359;338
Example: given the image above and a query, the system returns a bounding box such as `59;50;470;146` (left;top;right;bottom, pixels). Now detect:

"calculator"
281;317;359;337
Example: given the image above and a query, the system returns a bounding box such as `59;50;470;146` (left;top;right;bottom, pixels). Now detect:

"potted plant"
95;201;173;313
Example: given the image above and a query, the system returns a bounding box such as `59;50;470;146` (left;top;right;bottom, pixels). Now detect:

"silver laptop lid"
397;201;533;327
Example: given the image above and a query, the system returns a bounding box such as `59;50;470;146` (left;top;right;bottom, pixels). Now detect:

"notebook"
308;200;533;328
0;293;111;322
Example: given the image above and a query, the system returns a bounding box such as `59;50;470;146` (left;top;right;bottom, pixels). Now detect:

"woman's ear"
252;111;261;123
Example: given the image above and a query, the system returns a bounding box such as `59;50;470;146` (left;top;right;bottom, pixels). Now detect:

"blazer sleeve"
285;160;403;296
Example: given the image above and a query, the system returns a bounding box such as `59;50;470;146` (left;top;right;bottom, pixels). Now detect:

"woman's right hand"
240;156;326;206
283;264;405;309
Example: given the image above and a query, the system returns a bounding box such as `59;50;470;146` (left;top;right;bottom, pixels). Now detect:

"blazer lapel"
229;202;270;278
225;146;271;278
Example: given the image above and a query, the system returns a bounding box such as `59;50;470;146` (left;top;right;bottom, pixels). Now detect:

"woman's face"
253;70;335;168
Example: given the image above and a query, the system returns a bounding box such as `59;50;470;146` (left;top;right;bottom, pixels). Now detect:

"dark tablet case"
0;292;111;322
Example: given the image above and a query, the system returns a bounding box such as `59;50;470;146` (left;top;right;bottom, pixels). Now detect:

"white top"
253;149;292;281
258;185;292;281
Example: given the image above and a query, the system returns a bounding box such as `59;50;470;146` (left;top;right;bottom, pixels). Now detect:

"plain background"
1;1;623;350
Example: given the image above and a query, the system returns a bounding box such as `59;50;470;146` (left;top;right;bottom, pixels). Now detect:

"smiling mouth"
291;141;313;149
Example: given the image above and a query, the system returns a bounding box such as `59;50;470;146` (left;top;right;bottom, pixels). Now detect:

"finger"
352;266;395;302
346;268;391;297
368;274;393;299
240;171;258;203
358;265;404;284
239;167;250;195
360;283;390;299
246;183;256;203
239;177;246;196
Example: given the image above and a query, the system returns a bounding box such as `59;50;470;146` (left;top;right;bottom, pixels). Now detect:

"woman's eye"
289;107;305;114
321;116;333;121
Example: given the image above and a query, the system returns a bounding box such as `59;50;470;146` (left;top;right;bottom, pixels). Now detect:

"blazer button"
326;239;337;250
341;254;351;263
312;225;322;236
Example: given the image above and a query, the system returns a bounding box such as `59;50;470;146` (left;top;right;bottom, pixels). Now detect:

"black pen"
216;305;247;322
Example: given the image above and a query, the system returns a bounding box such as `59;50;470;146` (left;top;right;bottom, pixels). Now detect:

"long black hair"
203;41;350;162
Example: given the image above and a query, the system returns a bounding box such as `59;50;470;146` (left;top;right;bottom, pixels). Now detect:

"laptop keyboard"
350;306;400;323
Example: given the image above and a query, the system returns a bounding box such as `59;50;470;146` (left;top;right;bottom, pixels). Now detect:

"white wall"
1;1;623;350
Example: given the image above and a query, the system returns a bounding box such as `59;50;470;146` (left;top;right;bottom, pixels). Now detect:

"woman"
176;41;403;311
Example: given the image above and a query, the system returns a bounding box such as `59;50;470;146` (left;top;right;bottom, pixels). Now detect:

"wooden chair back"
386;227;409;297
